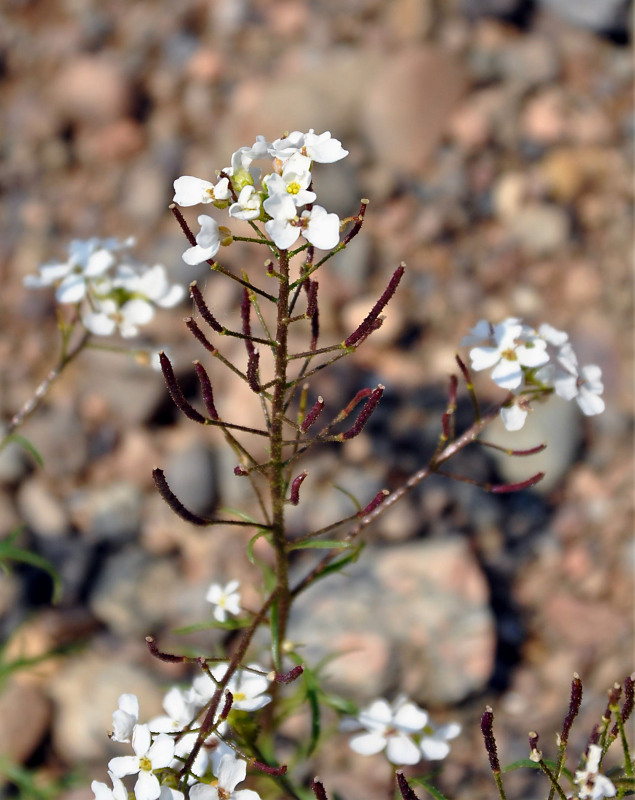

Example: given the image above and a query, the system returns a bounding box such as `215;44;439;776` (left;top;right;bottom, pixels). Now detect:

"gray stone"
163;439;217;517
90;547;181;637
17;477;70;539
289;537;495;704
539;0;630;33
70;481;143;543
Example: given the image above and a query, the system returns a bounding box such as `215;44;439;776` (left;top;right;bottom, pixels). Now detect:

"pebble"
17;477;70;539
507;203;571;255
538;0;630;34
49;55;131;123
0;680;52;765
361;47;468;174
289;537;495;704
163;438;217;517
69;482;143;543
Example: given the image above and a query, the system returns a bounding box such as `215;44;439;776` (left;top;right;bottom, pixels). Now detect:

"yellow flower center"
286;181;301;196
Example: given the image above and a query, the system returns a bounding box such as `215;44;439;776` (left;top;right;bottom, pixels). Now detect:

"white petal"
420;737;450;760
108;755;140;778
491;358;523;390
460;319;493;347
83;312;117;337
119;694;139;718
436;722;461;740
576;387;605;416
554;372;579;401
393;702;428;732
305;209;340;250
469;346;503;372
265;218;300;250
112;709;136;742
190;784;219;800
132;724;152;757
135;769;161;800
233;791;262;800
538;323;568;347
183;244;218;265
56;274;87;303
349;732;386;756
500;404;528;431
85;249;116;276
92;780;115;800
155;284;185;308
385;734;421;765
359;699;392;728
148;733;175;768
516;342;549;368
217;754;246;793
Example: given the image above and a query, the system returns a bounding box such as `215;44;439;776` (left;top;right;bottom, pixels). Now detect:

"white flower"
173;176;230;207
111;693;140;743
499;401;529;432
24;238;124;304
83;293;156;339
190;754;261;800
468;318;549;390
574;744;616;799
149;686;197;735
556;344;605;416
229;186;262;221
192;664;271;712
183;215;222;265
264;195;340;251
263;153;316;207
92;772;128;800
348;696;428;765
269;130;348;164
123;264;185;308
420;720;461;761
205;580;242;623
108;725;175;800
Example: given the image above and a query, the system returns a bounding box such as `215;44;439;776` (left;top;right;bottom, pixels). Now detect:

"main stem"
269;249;291;671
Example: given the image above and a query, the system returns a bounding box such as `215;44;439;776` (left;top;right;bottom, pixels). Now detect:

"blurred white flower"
192;663;271;712
348;696;428;765
206;580;242;623
420;720;461;761
92;772;128;800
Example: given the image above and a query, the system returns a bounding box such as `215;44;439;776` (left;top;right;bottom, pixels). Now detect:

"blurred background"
0;1;632;798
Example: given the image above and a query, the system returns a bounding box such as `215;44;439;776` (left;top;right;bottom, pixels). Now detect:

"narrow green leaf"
333;483;362;512
289;539;351;551
2;434;44;467
408;776;452;800
172;616;252;635
0;541;63;604
247;530;270;565
218;507;259;524
502;758;561;774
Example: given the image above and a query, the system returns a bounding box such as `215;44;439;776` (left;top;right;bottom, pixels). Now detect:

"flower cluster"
24;237;185;338
94;664;271;800
462;318;605;431
346;695;460;766
173;129;348;261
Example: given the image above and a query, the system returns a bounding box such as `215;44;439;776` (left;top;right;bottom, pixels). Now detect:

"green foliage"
0;528;63;605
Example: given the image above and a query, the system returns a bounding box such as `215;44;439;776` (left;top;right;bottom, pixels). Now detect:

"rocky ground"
0;1;632;799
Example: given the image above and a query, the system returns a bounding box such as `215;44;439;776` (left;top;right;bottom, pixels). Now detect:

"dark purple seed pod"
170;204;197;246
274;665;304;684
145;636;187;664
301;397;325;433
234;465;249;476
561;673;583;745
185;317;217;354
489;472;545;493
241;287;255;357
159;351;206;423
220;690;233;720
311;779;328;800
306;280;318;320
481;706;501;773
247;347;260;393
289;471;308;505
344;264;405;347
194;361;219;420
358;489;389;517
190;282;223;333
340;385;384;441
252;761;287;777
396;772;418;800
153;467;210;526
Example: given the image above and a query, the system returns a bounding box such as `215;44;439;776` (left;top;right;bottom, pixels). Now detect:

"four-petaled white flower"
182;215;222;265
111;693;139;743
229;186;263;221
264;195;340;251
206;580;242;623
269;129;348;164
556;343;605;416
348;696;428;765
190;754;262;800
263;153;316;207
24;238;122;304
574;744;616;800
108;724;175;800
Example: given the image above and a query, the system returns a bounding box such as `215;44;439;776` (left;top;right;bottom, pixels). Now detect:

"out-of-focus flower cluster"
24;237;185;338
462;318;605;431
572;744;616;800
94;661;272;800
345;695;460;766
173;129;348;260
